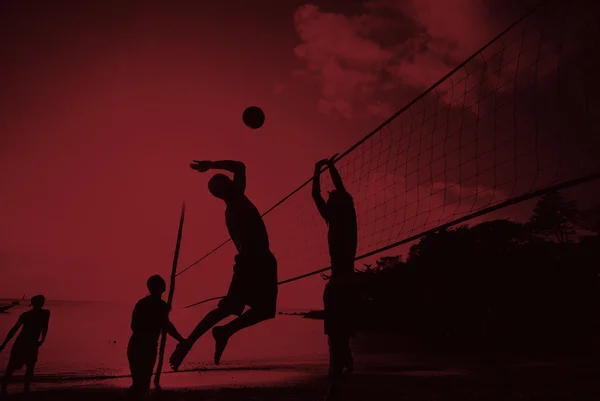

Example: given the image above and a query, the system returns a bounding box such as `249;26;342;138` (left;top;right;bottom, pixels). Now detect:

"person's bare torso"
225;194;270;256
17;309;49;343
327;192;358;271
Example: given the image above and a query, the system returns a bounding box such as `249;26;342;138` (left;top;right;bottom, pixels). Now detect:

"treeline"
353;191;600;350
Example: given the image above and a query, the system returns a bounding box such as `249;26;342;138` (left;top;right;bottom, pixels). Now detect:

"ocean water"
0;300;329;388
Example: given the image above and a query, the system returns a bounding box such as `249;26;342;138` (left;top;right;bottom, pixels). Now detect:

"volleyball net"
177;0;600;307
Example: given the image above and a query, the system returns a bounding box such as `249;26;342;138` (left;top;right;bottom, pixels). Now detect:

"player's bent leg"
187;307;231;344
216;306;274;338
169;307;231;371
212;307;275;365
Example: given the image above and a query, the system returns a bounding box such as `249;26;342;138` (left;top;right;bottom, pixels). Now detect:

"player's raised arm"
312;159;329;221
0;314;24;351
190;160;246;193
326;156;346;193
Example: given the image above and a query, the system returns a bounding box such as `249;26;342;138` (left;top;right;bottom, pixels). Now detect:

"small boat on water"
0;296;25;313
0;304;16;313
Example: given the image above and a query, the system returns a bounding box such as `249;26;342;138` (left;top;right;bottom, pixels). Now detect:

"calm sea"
0;300;330;389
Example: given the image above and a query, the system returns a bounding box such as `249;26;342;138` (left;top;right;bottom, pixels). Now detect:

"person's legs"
211;255;278;365
127;339;141;400
323;276;357;400
129;368;153;400
342;335;354;375
138;362;154;400
128;367;139;400
128;344;156;401
23;363;35;393
169;306;232;371
212;307;274;365
23;346;39;393
326;334;345;401
0;363;16;396
187;307;231;344
215;307;273;338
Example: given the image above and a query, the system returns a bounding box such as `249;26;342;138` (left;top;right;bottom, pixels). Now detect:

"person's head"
208;173;236;201
147;275;166;297
30;295;45;309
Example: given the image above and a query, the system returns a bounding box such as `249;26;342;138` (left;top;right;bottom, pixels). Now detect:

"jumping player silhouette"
0;295;50;396
312;154;358;401
169;160;278;370
128;275;184;400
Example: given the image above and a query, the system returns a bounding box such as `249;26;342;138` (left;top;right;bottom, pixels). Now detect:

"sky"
1;0;598;310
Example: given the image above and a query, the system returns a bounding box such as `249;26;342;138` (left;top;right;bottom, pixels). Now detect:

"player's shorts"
8;336;39;369
323;270;359;337
218;252;278;318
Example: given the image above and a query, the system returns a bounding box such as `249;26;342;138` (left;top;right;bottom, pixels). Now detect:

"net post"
154;202;186;389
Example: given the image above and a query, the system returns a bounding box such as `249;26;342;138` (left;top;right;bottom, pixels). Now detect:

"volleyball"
242;106;265;129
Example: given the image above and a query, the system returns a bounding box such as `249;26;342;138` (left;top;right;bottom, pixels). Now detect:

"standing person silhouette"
312;154;358;401
128;275;184;401
0;295;50;396
169;160;278;371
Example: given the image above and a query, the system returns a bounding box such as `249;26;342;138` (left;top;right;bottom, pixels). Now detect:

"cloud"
273;82;285;95
292;0;525;118
293;4;395;118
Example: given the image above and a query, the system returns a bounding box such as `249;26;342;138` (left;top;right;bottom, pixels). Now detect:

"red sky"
1;0;596;310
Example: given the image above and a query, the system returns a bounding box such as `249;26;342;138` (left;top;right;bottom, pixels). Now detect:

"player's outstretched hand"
190;160;212;173
327;153;339;164
315;153;339;169
315;159;328;169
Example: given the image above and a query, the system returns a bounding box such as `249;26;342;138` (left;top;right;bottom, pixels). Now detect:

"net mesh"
179;0;600;288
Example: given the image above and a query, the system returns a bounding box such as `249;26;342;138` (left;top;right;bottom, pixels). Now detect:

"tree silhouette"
578;202;600;235
345;193;600;350
528;190;579;243
301;188;599;350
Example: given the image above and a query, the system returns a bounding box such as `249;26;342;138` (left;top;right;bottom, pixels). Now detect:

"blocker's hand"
315;153;339;169
190;160;212;173
315;159;328;169
326;153;339;164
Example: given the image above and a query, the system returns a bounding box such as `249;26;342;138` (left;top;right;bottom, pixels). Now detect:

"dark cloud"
292;0;537;118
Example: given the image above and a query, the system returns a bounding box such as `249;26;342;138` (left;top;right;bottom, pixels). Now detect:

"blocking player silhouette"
169;160;278;370
312;154;358;401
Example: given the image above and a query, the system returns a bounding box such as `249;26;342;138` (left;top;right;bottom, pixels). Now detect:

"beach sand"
3;351;600;400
